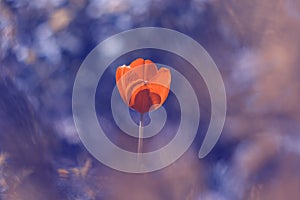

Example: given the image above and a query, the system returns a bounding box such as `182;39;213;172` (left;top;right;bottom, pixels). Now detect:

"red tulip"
116;58;171;114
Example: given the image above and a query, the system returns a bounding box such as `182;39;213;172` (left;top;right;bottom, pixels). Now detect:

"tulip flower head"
116;58;171;114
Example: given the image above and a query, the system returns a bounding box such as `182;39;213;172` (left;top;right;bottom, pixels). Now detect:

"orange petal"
146;68;171;110
116;65;130;82
149;67;171;88
129;58;145;79
116;66;131;102
144;59;159;81
124;78;144;105
147;83;170;108
116;64;146;104
130;58;145;68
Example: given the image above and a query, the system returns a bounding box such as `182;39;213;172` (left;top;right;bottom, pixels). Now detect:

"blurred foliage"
0;0;300;199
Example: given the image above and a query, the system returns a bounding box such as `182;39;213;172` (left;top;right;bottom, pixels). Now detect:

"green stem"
138;113;143;154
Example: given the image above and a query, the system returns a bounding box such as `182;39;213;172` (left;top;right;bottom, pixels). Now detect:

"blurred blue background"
1;0;300;199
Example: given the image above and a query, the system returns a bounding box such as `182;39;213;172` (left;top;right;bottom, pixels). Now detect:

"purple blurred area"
1;0;300;199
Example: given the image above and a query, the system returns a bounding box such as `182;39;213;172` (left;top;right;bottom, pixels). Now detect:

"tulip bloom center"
131;87;161;114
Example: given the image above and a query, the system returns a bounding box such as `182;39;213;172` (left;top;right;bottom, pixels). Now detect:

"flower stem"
138;113;144;155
